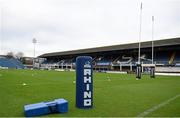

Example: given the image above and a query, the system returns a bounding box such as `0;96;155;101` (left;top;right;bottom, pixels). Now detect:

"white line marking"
137;94;180;117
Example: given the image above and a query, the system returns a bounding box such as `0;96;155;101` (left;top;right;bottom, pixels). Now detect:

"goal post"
142;64;156;78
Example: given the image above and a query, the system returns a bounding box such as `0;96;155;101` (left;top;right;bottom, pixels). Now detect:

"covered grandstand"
39;37;180;72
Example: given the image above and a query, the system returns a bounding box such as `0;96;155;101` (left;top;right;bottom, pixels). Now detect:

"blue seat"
24;98;68;117
0;58;24;69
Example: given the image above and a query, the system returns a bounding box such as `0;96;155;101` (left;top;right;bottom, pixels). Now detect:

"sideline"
137;94;180;117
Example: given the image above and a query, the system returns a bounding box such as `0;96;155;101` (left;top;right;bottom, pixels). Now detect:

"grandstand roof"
39;37;180;58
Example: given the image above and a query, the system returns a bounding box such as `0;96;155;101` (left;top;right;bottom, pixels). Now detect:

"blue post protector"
76;56;93;109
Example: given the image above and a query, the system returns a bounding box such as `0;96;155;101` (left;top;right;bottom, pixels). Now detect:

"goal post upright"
136;2;143;79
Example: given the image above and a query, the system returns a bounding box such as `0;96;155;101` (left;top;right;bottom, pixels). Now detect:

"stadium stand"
38;37;180;73
0;56;24;69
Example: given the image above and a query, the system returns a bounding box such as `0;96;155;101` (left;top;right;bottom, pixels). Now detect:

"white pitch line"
137;94;180;117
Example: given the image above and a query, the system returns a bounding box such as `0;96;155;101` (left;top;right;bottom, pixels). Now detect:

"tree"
15;52;24;60
6;52;15;58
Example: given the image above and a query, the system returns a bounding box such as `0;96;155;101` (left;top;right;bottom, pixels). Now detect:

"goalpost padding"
142;64;156;78
136;63;141;79
150;66;155;78
76;56;93;109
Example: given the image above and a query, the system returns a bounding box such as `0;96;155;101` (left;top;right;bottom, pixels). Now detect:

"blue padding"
76;56;93;109
24;98;68;117
24;102;50;117
55;99;68;113
45;101;58;113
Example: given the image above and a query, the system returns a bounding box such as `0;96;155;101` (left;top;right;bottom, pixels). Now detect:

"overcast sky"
0;0;180;57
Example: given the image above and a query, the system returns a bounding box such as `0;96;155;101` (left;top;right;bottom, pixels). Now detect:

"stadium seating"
39;50;180;72
0;57;24;69
96;61;111;66
154;52;169;65
173;52;180;66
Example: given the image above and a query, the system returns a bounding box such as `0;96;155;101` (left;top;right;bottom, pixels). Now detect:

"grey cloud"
0;0;180;56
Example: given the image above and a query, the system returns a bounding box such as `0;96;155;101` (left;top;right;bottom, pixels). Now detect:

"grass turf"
0;69;179;117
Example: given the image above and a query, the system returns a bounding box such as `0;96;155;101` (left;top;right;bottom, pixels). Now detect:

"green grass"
0;69;179;117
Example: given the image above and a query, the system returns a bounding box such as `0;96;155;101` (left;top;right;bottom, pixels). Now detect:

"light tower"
32;38;37;68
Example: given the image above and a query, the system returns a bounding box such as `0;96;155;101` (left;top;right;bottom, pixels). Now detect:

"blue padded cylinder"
76;56;93;109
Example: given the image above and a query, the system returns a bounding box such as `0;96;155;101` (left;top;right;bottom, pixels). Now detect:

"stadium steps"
113;56;121;63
